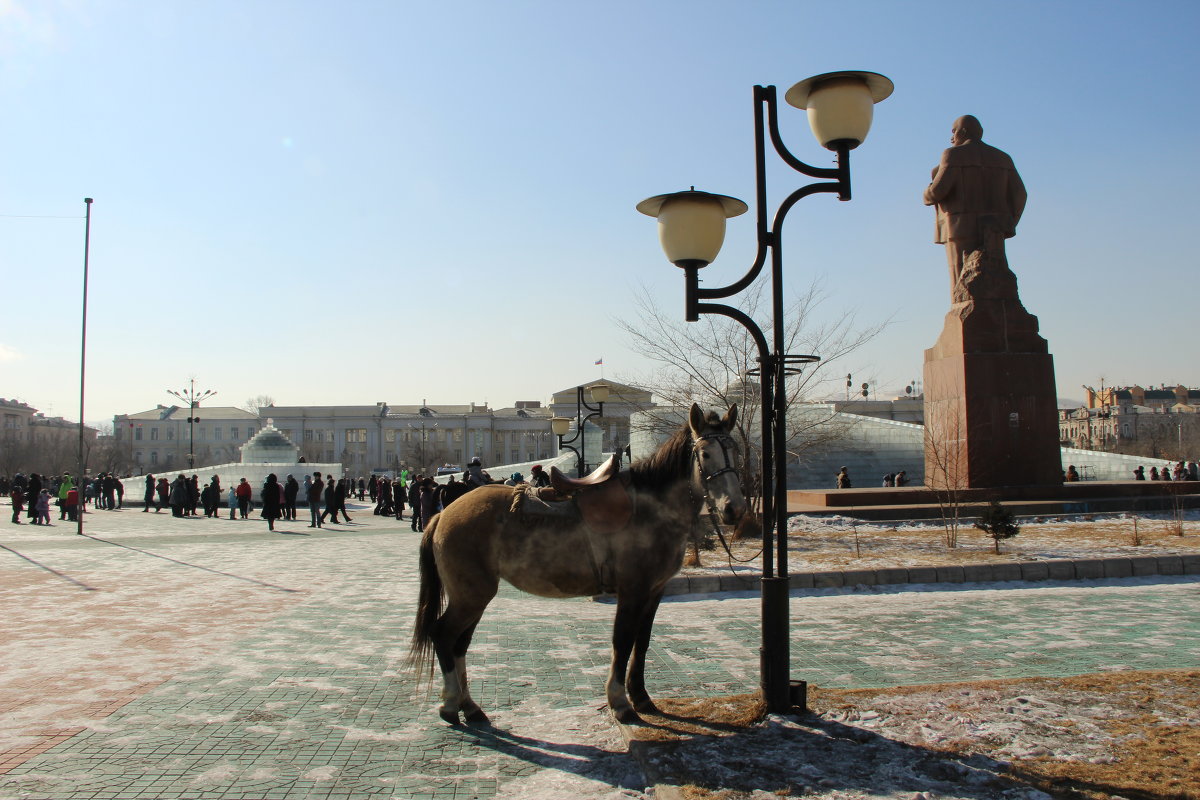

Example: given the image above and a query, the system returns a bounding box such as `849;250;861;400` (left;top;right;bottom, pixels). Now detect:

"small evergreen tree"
975;500;1020;553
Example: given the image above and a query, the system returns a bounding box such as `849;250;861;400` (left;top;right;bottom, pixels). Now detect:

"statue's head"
951;115;983;145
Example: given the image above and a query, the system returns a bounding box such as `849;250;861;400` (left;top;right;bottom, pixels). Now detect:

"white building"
259;401;559;475
114;406;259;471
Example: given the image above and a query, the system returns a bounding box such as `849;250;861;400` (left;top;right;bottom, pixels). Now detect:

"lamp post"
637;71;892;713
167;379;216;470
76;198;93;536
551;383;611;477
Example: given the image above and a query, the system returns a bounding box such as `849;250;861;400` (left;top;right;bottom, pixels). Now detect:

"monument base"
923;296;1062;489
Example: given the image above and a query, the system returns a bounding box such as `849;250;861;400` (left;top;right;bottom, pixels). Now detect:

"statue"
923;115;1027;303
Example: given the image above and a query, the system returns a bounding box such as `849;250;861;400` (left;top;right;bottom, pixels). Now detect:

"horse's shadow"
457;715;645;791
617;705;1148;799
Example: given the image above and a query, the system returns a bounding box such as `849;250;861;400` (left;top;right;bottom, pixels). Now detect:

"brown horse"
409;404;747;725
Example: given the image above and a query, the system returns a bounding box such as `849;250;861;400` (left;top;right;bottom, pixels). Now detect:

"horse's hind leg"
453;621;489;724
626;590;665;714
434;600;491;725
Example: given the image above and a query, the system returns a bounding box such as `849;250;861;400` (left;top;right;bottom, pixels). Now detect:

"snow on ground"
685;509;1200;576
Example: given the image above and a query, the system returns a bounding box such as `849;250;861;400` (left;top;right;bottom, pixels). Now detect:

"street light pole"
76;198;93;536
167;379;216;470
551;383;610;477
638;72;892;712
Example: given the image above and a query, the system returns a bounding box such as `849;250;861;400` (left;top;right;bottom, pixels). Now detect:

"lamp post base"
760;575;791;713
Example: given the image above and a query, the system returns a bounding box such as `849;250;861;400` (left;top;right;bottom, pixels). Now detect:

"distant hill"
1058;397;1085;409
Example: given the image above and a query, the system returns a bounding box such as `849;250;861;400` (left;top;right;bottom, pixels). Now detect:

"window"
150;428;159;441
135;427;143;441
214;427;221;440
231;427;239;440
511;450;519;464
247;427;256;437
166;429;174;440
304;430;313;441
151;451;158;464
346;428;367;443
454;430;463;442
385;429;397;442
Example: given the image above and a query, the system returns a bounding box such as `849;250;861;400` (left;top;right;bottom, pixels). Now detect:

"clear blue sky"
2;0;1197;427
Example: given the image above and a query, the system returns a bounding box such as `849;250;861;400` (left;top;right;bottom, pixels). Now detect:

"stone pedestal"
923;258;1062;488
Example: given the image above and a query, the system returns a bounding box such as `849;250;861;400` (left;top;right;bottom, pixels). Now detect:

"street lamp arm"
761;84;842;182
694;302;770;361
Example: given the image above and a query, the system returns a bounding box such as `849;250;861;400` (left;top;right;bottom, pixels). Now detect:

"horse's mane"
628;423;694;493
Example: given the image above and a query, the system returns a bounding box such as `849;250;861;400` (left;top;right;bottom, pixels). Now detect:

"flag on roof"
594;357;603;365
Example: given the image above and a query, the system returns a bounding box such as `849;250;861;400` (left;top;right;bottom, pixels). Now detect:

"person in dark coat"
169;475;188;517
417;478;438;533
307;472;323;528
283;475;299;520
260;474;281;531
336;478;353;523
320;475;340;524
156;477;170;511
144;474;157;512
408;477;422;531
187;475;200;515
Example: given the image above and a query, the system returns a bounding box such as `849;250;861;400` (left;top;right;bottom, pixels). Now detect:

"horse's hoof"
439;709;461;726
464;709;491;726
633;698;660;715
613;707;642;725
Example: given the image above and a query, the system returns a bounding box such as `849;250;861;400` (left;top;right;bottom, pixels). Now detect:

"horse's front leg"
626;590;665;715
607;593;653;724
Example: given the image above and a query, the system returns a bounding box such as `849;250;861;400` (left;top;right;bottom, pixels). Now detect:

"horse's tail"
406;514;442;680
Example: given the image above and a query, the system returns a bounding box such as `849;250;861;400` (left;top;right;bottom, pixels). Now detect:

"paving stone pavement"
1;503;1198;799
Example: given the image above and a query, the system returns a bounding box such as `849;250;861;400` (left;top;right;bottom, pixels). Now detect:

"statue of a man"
924;115;1027;298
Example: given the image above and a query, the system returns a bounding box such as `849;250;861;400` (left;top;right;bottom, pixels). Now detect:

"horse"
409;404;747;725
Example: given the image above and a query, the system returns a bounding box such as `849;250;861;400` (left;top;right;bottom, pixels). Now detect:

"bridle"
690;430;760;565
690;431;742;506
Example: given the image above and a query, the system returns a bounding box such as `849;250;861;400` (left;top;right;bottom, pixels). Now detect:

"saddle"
523;455;632;535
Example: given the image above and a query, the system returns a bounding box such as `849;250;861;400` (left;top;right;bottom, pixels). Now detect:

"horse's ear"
723;404;738;431
689;403;705;434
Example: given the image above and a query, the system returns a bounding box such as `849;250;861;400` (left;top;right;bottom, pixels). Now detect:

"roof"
120;406;259;422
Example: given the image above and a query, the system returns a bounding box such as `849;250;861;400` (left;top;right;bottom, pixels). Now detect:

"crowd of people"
1127;461;1199;482
3;471;128;524
3;458;555;531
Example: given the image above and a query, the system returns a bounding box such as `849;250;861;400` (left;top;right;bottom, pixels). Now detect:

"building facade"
248;402;559;475
114;406;260;472
1;398;98;475
1060;404;1197;456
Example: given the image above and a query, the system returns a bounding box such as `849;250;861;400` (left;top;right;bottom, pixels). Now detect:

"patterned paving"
1;512;1198;799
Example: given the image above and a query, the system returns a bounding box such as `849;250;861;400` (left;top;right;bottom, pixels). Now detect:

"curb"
662;553;1200;596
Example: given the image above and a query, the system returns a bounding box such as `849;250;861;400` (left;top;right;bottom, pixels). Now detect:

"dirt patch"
628;670;1200;799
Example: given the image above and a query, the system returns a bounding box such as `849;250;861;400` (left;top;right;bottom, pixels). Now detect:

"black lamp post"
637;71;892;713
551;383;611;477
76;198;93;536
167;379;216;470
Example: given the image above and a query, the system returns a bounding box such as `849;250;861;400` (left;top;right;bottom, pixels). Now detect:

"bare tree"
616;277;887;509
924;394;968;548
240;395;276;414
403;438;451;476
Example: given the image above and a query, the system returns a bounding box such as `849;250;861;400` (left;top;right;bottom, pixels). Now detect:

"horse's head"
688;403;748;525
